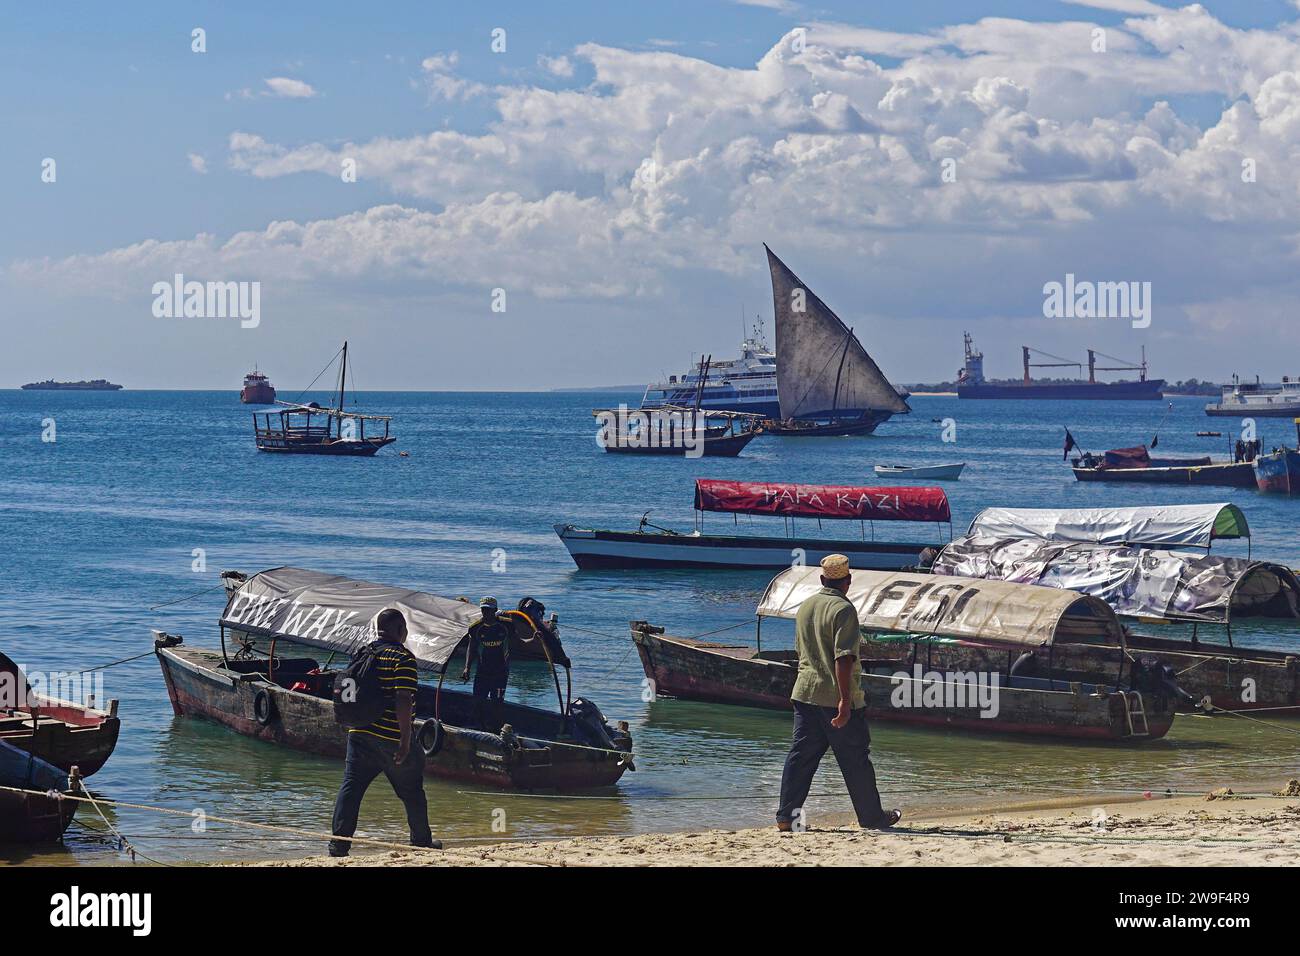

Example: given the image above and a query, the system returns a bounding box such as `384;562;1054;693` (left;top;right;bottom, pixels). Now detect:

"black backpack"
332;641;389;728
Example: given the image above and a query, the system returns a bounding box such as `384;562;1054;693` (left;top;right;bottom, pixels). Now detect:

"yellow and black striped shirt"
349;642;419;743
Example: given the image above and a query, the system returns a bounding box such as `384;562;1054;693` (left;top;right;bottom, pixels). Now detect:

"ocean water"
2;388;1299;866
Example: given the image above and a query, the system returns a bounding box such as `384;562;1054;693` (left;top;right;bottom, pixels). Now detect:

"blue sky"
6;0;1300;388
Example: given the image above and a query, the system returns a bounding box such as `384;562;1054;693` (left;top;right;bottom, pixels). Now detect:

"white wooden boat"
874;462;965;480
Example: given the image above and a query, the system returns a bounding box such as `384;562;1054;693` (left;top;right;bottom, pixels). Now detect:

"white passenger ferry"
1205;375;1300;417
639;322;780;417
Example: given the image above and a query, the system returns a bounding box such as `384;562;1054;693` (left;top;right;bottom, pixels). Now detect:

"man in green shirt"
777;554;901;831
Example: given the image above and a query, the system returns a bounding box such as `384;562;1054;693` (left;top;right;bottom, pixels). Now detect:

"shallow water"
2;389;1297;865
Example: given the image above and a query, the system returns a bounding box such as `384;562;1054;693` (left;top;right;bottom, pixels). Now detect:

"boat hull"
1072;461;1257;487
958;381;1165;400
255;437;395;456
601;429;759;457
155;644;630;791
874;464;965;480
1254;448;1300;494
0;740;79;843
764;411;892;437
863;634;1299;714
1206;404;1300;417
240;384;277;404
631;625;1173;741
555;525;938;571
0;701;120;777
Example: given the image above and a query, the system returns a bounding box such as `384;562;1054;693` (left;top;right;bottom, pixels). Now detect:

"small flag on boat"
1063;428;1077;460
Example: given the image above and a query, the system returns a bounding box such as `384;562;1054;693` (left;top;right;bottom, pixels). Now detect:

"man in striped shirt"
329;608;438;856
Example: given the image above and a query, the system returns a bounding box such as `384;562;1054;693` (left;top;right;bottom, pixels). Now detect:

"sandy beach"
237;783;1300;867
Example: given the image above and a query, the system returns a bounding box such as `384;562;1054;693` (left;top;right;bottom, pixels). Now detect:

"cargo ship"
239;367;276;404
955;333;1164;400
20;379;122;391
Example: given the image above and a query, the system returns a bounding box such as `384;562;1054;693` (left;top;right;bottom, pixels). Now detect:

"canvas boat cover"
756;566;1122;648
967;504;1248;549
220;567;480;672
766;245;909;420
695;479;950;523
934;537;1300;624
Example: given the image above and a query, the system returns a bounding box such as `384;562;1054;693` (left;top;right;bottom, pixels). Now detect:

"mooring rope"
148;581;230;612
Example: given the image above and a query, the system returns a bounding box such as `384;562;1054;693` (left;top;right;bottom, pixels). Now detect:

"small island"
20;379;123;391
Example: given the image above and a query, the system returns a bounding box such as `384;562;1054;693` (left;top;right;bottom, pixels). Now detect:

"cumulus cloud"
187;152;208;174
18;3;1300;354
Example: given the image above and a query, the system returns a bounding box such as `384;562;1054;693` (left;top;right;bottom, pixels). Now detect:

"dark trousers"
329;732;432;856
777;701;886;828
472;668;508;730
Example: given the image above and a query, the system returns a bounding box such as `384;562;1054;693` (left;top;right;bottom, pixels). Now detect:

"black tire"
253;688;275;725
418;719;444;757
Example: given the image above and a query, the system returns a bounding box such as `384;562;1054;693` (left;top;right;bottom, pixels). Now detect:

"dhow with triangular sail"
764;245;909;436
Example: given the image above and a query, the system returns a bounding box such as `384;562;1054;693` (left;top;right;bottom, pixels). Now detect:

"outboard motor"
516;597;571;668
1128;656;1194;706
568;697;634;770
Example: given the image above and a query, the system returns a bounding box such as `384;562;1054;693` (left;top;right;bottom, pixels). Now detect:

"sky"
6;0;1300;389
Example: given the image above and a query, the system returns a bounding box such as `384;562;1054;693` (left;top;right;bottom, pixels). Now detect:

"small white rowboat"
874;462;966;480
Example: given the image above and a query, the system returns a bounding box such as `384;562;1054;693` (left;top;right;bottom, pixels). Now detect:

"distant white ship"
1205;375;1300;417
640;321;781;417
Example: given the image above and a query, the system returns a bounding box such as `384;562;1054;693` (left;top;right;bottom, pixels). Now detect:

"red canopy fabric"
1101;446;1151;469
694;480;951;523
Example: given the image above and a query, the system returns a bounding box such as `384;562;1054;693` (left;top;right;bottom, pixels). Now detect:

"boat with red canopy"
555;479;950;570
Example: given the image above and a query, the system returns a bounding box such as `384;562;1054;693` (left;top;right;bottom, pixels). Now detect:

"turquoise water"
2;389;1298;865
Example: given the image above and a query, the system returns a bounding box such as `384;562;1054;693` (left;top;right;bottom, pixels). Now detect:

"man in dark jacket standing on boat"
776;554;901;832
329;607;439;857
462;596;512;730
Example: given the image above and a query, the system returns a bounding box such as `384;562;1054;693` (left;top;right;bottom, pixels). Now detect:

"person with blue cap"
461;596;513;729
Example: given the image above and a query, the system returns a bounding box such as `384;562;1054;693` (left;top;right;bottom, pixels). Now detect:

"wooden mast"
337;340;348;440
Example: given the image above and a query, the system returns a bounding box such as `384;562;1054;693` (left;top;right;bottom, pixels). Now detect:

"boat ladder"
1120;691;1149;737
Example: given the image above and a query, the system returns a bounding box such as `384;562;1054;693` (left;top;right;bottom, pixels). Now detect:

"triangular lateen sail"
765;244;910;419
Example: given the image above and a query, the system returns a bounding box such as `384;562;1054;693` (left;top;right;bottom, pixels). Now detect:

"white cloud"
20;4;1300;367
263;76;318;99
538;54;574;78
419;52;487;101
187;152;208;174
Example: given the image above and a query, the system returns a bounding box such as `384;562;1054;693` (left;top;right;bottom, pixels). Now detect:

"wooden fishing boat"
927;506;1300;712
0;653;120;777
593;405;762;457
0;738;82;843
874;463;965;480
632;568;1179;741
595;356;763;457
156;567;632;791
761;245;910;436
556;479;950;570
253;341;394;456
1071;445;1256;487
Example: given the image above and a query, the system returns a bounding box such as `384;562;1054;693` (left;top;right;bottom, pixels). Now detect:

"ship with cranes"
955;333;1165;400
